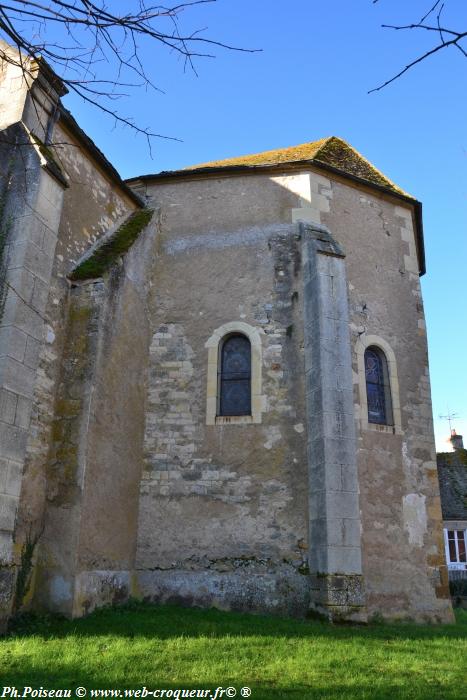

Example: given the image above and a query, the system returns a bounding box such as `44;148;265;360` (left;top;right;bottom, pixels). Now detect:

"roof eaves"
126;159;308;183
126;156;415;201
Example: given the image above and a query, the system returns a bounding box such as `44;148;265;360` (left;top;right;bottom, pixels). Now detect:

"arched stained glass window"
219;334;251;416
365;346;393;425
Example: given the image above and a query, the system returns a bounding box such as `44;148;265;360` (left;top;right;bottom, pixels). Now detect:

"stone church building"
0;48;454;629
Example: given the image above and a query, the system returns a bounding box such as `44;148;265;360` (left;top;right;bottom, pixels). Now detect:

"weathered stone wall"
33;212;157;616
135;176;310;615
0;123;66;628
0;45;151;627
318;181;452;621
0;58;450;623
16;120;137;532
4;105;137;618
135;169;452;621
52;120;138;266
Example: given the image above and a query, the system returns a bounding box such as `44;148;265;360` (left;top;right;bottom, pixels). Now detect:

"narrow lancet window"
219;334;251;416
365;346;393;425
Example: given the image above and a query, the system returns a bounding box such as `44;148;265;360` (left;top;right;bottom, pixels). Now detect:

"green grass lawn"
1;603;466;700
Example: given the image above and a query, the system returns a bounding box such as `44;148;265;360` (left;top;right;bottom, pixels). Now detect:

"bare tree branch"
370;0;466;93
418;0;443;25
0;1;260;144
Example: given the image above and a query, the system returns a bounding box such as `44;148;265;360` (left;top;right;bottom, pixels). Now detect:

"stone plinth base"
136;569;310;618
309;573;367;622
34;569;132;618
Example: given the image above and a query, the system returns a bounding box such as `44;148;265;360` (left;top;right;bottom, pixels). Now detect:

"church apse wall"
130;167;451;621
0;51;452;625
136;175;310;616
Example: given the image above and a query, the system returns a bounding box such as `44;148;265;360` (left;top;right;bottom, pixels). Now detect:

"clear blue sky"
63;0;466;450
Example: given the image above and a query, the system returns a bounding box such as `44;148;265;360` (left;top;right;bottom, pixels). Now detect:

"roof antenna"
439;408;459;434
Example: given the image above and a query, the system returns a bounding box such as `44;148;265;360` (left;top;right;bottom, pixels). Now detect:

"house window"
364;346;393;425
446;529;467;564
219;334;251;416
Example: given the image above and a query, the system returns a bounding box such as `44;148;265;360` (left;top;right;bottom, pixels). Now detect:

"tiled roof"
183;136;413;198
437;450;467;520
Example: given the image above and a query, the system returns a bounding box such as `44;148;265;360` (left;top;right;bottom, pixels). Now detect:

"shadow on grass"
6;600;467;643
0;663;462;700
0;678;456;700
2;604;466;699
0;676;450;700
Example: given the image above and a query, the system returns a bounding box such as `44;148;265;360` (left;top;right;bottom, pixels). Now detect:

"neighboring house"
0;45;454;630
437;431;467;575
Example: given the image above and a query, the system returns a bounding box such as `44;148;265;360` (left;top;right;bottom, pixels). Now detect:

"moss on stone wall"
14;530;41;613
47;299;93;505
69;209;153;281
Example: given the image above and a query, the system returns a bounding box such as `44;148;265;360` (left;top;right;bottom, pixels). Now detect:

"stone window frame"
364;345;393;426
205;321;263;425
355;334;402;435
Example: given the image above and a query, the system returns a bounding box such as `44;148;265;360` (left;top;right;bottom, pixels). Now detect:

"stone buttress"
301;222;366;621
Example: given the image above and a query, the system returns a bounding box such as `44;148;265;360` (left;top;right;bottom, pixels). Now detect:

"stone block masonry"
136;222;310;616
301;222;366;622
33;209;157;618
0;129;66;629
